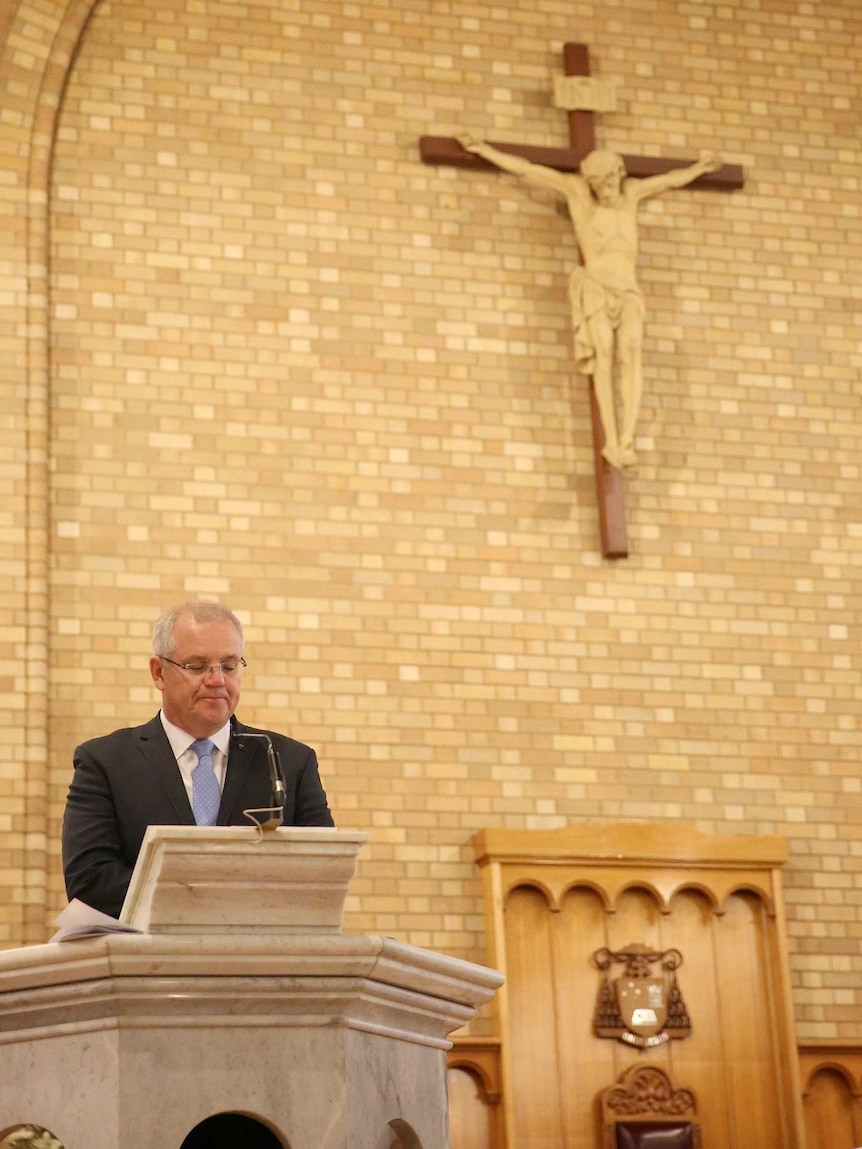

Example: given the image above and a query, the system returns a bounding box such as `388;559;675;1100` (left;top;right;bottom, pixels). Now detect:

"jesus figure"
457;134;721;469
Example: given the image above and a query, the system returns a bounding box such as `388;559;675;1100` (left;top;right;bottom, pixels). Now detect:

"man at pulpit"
62;601;334;918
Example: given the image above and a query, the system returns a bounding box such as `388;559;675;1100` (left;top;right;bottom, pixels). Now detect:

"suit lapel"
135;716;195;824
218;719;258;824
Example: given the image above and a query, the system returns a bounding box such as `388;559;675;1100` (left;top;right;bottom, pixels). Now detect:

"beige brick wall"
2;0;862;1039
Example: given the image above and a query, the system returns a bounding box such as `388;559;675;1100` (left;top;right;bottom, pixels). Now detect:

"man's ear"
149;655;166;691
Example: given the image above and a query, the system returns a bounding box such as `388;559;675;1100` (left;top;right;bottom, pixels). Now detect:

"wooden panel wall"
448;1037;505;1149
800;1044;862;1149
470;825;806;1149
449;1037;862;1149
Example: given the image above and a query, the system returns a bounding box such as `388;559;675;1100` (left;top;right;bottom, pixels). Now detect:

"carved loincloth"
567;267;644;377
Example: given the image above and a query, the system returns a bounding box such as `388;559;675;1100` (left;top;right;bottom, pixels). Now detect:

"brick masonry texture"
2;0;862;1038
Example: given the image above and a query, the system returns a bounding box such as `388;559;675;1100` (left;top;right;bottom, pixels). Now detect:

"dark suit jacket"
62;713;334;918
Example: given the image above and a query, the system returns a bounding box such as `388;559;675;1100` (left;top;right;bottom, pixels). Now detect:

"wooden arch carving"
798;1044;862;1149
802;1063;861;1097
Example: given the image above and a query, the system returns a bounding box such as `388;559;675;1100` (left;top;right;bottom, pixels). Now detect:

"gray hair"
152;602;244;658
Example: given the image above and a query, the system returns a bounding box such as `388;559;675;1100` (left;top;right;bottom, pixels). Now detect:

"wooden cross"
419;43;743;559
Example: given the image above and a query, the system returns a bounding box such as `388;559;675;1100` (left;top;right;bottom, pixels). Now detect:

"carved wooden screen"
472;824;806;1149
800;1044;862;1149
447;1038;504;1149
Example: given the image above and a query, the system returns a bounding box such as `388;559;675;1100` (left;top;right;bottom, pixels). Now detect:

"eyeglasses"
160;656;247;678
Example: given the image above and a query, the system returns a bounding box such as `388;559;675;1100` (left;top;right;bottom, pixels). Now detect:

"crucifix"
419;43;744;559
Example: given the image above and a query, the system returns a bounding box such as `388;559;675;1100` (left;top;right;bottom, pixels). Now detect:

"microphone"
239;731;286;815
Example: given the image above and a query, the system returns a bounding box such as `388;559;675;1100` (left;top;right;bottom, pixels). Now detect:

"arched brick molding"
0;0;103;942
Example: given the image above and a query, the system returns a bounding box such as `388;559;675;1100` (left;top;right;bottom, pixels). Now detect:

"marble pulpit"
0;826;503;1149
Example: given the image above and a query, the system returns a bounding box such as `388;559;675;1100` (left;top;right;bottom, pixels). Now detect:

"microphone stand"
236;731;286;831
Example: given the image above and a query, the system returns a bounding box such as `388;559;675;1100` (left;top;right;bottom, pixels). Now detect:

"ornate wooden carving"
601;1065;702;1149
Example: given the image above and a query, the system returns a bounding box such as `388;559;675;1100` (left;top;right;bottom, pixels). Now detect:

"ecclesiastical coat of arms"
593;943;691;1049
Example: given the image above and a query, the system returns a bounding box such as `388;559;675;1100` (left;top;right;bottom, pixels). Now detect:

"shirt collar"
158;711;232;759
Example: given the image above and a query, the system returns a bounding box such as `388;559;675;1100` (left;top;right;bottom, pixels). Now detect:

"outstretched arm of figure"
456;132;578;199
631;151;723;201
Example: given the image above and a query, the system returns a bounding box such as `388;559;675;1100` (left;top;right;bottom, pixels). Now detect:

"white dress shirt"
159;712;231;806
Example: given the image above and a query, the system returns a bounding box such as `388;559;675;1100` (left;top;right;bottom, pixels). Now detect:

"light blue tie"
190;739;220;826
